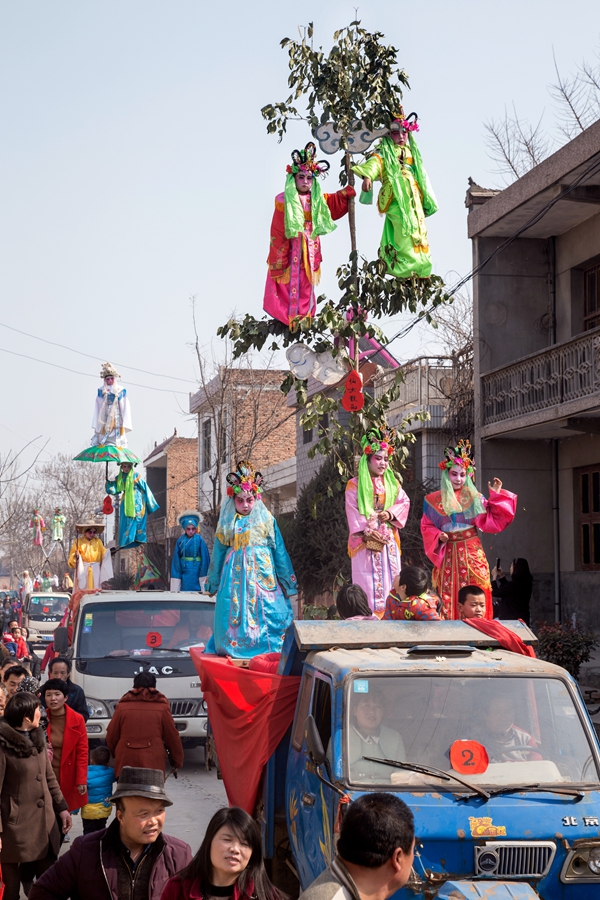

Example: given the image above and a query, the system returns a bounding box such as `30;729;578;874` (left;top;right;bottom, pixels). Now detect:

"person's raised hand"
362;177;372;193
488;477;502;493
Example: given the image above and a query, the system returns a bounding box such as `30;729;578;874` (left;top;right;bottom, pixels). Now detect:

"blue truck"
255;619;600;899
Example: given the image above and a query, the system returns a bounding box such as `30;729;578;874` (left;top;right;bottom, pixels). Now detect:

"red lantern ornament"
102;495;114;515
341;370;365;412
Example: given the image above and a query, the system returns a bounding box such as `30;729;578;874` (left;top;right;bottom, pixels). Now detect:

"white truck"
54;590;215;748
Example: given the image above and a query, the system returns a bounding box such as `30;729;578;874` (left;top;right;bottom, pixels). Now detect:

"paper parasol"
73;445;141;465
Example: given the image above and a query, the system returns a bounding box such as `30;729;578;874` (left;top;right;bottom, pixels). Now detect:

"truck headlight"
86;698;110;719
562;842;600;881
589;848;600;875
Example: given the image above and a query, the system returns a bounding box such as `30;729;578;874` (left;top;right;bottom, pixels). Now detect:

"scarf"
357;453;399;519
283;173;336;240
440;469;484;517
116;468;136;518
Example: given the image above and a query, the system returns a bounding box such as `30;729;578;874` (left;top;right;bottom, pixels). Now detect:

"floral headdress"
100;361;121;380
438;439;475;477
361;427;397;458
391;109;419;133
286;142;330;177
226;460;264;499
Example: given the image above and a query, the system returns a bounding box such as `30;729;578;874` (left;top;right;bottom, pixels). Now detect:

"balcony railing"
482;328;600;426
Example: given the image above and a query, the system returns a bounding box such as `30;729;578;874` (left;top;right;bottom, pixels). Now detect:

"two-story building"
468;118;600;626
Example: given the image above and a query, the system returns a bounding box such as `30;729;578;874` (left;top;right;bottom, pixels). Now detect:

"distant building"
467;118;600;626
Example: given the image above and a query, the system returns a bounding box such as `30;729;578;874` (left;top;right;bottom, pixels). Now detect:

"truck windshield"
346;675;599;788
77;600;214;659
28;595;69;620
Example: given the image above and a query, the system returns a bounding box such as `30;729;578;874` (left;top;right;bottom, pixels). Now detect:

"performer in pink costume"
263;142;355;330
420;440;517;620
29;508;46;546
345;428;410;617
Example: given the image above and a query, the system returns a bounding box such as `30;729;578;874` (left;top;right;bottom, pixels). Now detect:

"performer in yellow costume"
68;523;114;590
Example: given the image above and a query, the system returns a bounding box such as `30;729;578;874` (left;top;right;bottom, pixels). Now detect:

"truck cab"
24;592;70;642
62;591;215;748
262;620;600;899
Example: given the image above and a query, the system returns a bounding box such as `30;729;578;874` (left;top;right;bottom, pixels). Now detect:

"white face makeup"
448;465;467;490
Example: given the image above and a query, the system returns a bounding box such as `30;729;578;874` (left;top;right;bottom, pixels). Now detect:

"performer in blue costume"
170;511;210;592
205;461;297;658
106;462;159;548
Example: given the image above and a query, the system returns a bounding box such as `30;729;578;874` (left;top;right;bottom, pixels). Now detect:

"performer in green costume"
352;111;438;278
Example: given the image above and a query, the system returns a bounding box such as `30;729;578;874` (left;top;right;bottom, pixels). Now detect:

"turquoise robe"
106;473;159;548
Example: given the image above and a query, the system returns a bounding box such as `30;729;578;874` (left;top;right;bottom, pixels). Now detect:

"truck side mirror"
53;627;70;654
304;714;326;765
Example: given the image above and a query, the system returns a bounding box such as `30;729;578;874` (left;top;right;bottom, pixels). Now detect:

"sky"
0;0;599;481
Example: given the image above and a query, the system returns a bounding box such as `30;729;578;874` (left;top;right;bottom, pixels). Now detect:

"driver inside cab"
348;685;405;781
470;692;541;764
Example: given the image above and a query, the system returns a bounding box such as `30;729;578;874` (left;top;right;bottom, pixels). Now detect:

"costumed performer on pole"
51;507;66;542
204;461;297;658
68;523;114;590
420;440;517;620
91;362;132;448
263;141;356;330
105;462;159;549
29;508;46;545
352;110;438;278
345;427;410;617
170;511;210;592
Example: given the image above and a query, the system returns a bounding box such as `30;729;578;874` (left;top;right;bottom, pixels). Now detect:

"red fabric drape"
191;652;300;814
465;618;536;658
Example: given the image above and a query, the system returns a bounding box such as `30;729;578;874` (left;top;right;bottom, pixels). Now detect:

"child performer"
421;441;517;620
383;566;442;621
345;428;410;617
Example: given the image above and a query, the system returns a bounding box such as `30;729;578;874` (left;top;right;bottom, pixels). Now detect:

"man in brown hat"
29;766;191;900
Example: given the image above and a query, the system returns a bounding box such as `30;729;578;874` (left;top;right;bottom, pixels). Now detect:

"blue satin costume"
171;533;210;591
205;497;297;658
105;473;159;548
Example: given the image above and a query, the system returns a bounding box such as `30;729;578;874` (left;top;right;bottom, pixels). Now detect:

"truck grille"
170;699;199;717
474;841;556;878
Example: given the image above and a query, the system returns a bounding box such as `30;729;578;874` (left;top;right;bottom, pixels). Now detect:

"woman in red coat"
106;671;184;777
41;678;88;811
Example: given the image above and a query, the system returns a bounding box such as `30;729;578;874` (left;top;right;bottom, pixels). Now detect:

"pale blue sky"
0;0;598;476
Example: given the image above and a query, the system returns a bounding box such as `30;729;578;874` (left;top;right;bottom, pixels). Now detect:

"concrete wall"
555;210;600;341
558;431;600;570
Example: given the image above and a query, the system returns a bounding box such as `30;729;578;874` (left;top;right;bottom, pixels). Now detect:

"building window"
202;419;211;473
303;426;313;444
318;413;329;433
577;465;600;569
219;412;228;465
583;264;600;331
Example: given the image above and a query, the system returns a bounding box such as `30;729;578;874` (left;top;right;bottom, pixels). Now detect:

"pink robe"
345;476;410;617
420;488;517;620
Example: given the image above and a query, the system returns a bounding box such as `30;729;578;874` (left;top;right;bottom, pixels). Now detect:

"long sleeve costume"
421;487;517;620
170;533;210;592
204;498;297;658
91;383;131;448
30;512;45;546
263;186;355;329
68;536;114;590
51;513;66;542
105;471;159;548
345;476;410;617
352;134;437;278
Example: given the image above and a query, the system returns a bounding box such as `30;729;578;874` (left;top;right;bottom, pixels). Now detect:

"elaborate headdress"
357;427;400;519
438;439;483;517
286;142;330;177
100;362;121;380
178;510;201;529
226;461;264;498
438;439;475;477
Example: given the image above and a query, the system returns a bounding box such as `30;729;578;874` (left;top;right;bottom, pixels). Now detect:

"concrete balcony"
481;326;600;438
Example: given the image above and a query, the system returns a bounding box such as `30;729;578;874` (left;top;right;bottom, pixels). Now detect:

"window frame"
583;262;600;332
576;464;600;570
202;419;212;473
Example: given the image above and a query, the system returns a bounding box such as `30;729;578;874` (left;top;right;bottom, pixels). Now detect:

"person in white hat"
91;362;132;448
67;524;113;590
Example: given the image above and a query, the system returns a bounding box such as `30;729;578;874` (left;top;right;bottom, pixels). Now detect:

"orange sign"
146;631;163;648
450;739;489;774
469;816;507;838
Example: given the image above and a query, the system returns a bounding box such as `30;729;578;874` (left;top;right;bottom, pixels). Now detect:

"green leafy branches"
261;21;409;143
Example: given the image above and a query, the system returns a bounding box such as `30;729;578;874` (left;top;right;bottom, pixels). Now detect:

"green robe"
352;134;438;278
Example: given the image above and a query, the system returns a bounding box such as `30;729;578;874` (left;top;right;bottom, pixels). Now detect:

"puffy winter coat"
106;687;184;777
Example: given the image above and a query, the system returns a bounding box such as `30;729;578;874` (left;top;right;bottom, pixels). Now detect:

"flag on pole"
135;549;162;589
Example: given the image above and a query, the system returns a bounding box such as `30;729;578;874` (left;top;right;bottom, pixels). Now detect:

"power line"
0;320;198;384
0;347;189;395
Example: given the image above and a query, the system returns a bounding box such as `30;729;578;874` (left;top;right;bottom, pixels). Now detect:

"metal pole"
552;438;561;623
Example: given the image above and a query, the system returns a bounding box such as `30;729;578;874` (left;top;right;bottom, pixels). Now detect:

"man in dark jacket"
29;766;191;900
47;657;89;721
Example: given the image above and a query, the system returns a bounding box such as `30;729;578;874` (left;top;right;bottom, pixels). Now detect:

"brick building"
189;367;296;529
142;430;198;582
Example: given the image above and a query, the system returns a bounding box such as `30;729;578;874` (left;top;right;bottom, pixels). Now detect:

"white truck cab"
24;592;70;642
58;591;215;748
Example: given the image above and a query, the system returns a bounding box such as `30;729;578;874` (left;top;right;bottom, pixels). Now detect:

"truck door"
286;670;336;890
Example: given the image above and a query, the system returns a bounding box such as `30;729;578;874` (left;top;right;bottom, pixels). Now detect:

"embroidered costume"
68;524;114;589
170;511;210;592
383;590;441;621
29;509;45;546
345;428;410;617
205;462;297;658
263;142;355;329
352;111;438;278
91;362;132;448
420;441;517;620
106;465;159;548
51;508;66;542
